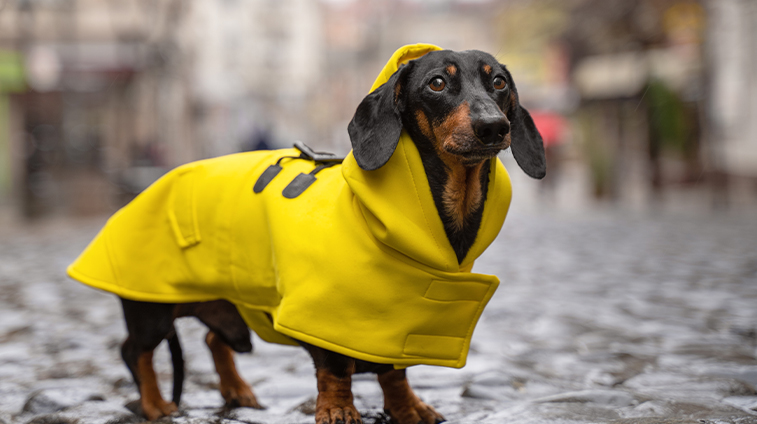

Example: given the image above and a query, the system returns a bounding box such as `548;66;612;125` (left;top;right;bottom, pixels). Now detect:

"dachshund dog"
110;48;545;424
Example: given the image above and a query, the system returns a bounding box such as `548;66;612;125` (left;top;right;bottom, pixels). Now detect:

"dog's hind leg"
205;331;263;409
378;369;445;424
120;298;180;420
180;300;262;409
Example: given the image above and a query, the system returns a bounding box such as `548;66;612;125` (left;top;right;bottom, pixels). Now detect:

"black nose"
473;117;510;145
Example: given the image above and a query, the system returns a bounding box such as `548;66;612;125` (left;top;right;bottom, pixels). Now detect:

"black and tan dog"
71;45;544;424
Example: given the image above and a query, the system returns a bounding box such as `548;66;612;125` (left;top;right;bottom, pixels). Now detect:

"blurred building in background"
0;0;755;219
568;0;707;202
0;0;323;217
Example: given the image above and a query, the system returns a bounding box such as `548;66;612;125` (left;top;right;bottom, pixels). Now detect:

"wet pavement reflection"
1;208;756;424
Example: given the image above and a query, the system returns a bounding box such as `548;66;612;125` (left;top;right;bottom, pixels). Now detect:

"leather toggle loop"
282;163;339;199
253;143;344;196
253;164;283;193
252;155;301;193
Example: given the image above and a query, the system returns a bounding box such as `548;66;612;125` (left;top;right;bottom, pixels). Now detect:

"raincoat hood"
343;43;509;271
67;44;513;368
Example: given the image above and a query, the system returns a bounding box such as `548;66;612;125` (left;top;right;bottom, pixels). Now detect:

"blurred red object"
529;111;567;148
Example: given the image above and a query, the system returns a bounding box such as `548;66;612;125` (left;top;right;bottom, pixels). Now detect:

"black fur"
501;66;546;179
348;62;414;170
120;299;181;403
299;341;394;378
167;331;184;404
120;298;253;407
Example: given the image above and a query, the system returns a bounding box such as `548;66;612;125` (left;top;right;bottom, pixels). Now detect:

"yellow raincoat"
67;44;512;368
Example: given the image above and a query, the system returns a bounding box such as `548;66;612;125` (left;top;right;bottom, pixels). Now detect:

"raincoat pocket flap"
404;334;464;360
424;280;489;302
167;166;201;248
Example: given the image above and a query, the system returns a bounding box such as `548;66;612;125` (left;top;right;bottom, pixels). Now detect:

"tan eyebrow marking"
446;65;457;76
483;64;492;74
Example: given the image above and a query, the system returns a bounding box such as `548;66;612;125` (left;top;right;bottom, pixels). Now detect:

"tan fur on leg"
315;367;362;424
205;331;263;409
137;351;178;420
378;369;444;424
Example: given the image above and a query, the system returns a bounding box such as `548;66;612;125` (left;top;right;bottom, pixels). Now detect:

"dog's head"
348;49;546;179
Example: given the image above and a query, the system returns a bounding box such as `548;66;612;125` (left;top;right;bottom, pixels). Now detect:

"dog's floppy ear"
348;63;412;171
503;67;546;179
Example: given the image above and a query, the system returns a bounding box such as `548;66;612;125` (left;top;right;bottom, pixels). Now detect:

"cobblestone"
1;204;756;423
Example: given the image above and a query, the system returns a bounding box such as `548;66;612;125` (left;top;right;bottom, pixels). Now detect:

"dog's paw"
220;381;265;410
315;405;362;424
385;400;444;424
141;398;178;421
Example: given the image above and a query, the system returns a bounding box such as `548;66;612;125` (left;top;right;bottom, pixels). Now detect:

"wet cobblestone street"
1;203;757;424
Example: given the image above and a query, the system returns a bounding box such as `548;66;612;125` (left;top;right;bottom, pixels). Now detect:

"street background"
1;0;757;423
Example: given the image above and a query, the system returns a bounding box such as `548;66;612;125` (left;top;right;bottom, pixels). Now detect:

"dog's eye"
493;76;507;90
429;77;446;92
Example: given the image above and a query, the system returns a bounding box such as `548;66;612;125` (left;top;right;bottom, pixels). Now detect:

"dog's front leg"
378;369;444;424
315;365;361;424
301;343;362;424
